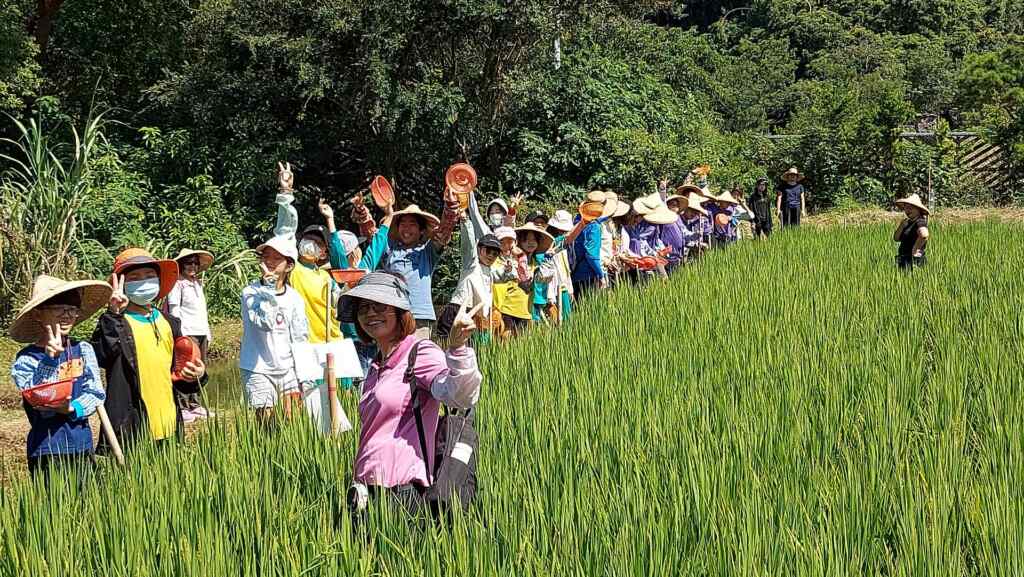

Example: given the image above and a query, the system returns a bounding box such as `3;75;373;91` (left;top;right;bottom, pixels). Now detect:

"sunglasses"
356;301;393;316
481;247;501;257
40;305;81;319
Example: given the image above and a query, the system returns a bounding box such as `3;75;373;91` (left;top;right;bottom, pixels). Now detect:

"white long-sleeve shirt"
239;283;309;375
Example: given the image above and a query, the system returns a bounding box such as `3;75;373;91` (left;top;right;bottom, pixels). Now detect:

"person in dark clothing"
893;194;931;269
749;177;773;238
775;167;806;227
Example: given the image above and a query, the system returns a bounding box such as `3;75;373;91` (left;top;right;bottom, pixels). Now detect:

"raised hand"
277;162;294;192
108;274;129;314
449;301;484;350
44;323;64;358
259;261;279;288
509;193;525;210
318;198;334;221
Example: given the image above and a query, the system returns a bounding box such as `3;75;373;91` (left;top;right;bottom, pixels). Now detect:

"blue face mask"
125;278;161;306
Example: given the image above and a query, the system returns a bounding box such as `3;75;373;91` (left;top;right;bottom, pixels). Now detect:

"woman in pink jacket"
339;272;482;517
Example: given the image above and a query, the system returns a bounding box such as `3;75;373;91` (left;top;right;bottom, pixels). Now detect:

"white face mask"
125;278;161;306
489;214;504;227
298;238;321;259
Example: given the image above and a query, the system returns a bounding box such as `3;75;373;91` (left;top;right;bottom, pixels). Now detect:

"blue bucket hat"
338;272;412;322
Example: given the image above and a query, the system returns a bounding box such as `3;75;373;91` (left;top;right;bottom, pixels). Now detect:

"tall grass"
0;223;1021;575
0;111;106;322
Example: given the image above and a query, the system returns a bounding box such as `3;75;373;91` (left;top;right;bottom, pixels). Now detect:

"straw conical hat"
713;190;740;205
174;249;215;273
515;223;555;253
685;193;709;216
895;193;930;215
9;276;112;343
390;204;441;240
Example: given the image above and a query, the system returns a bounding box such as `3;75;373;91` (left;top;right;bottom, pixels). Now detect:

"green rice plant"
0;222;1021;576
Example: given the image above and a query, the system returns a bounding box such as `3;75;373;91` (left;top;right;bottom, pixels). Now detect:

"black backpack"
405;342;479;513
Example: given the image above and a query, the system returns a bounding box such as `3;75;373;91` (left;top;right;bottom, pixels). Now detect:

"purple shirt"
355;335;481;488
658;217;695;265
681;214;711;246
626;221;661;257
708;205;737;241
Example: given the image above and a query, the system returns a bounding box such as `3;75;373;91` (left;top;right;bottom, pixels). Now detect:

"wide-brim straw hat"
632;193;663;216
338;272;411;323
895;193;930;215
548;210;574;233
713;190;740;205
685;193;709;216
9;276;113;343
112;248;178;301
675;184;704;198
612;200;630;218
515;223;554;253
174;249;215;273
644;206;679;225
782;167;804;181
601;191;619;219
389;204;441;240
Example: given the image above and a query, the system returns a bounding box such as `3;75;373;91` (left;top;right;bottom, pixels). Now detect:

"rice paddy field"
1;222;1022;576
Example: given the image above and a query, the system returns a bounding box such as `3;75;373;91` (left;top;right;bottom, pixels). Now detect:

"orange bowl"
445;163;478;194
579;201;604;222
370;175;394;208
22;378;73;408
172;336;202;381
329;268;367;286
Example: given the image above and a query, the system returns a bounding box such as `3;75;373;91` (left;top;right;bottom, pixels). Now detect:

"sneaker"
181;408;199;424
191;406;215;419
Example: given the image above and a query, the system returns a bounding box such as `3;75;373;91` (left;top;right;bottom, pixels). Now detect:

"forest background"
1;0;1022;323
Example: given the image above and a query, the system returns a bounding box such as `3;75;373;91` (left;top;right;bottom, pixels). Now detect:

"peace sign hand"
509;193;525;210
44;323;64;359
449;301;484;350
108;274;129;314
277;162;294;192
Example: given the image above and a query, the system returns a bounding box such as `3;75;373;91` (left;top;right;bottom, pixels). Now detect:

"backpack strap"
404;341;432;486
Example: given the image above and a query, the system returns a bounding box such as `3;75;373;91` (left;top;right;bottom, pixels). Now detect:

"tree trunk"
28;0;66;56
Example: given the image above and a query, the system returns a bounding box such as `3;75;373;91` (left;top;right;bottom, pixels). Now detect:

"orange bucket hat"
112;248;179;301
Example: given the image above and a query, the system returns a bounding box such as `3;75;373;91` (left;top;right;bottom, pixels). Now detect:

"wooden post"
326;352;339;434
96;405;125;466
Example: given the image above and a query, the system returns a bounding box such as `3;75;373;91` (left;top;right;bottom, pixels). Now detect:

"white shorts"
242;369;299;409
241;370;352;434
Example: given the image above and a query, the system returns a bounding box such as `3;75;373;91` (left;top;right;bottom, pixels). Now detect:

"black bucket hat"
338;272;412;322
301;224;330;247
477;234;501;251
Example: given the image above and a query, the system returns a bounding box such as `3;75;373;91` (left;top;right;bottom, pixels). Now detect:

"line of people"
8;162;928;517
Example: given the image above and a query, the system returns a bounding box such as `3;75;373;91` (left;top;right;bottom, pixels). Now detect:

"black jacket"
91;310;206;451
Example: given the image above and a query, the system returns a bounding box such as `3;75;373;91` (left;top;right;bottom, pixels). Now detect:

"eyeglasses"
356;301;393;316
41;305;80;319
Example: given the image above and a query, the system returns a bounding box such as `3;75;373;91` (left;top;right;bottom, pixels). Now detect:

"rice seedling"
1;222;1021;576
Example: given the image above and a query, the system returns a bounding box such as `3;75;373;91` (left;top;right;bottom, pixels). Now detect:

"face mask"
488;214;504;227
298;238;321;259
125;278;161;306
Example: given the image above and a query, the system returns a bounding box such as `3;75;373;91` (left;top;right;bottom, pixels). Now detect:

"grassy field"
1;222;1022;575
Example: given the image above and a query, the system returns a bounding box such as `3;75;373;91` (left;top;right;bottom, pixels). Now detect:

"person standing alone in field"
775;167;806;227
893;193;931;269
166;249;215;421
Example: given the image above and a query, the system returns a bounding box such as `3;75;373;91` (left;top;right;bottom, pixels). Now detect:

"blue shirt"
382;240;440;320
776;182;804;208
10;340;105;458
571;221;604;282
